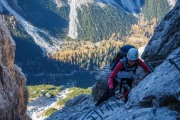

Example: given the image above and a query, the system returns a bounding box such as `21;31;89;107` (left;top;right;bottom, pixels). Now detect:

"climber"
95;48;150;106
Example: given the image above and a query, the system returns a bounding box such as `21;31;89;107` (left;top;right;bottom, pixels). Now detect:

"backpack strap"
121;57;138;73
120;57;128;71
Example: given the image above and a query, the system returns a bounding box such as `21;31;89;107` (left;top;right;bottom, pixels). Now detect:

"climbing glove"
109;88;115;98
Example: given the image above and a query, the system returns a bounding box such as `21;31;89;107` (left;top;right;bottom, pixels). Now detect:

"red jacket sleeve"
108;62;123;89
137;58;150;72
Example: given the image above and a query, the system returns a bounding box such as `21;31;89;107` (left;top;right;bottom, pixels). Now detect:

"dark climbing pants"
95;78;133;106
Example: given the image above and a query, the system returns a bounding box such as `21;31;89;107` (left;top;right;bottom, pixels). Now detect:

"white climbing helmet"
127;48;139;60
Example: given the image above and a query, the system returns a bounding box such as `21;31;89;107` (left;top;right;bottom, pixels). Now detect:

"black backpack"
110;44;136;70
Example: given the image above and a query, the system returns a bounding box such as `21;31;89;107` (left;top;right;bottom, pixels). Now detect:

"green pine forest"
77;5;137;42
142;0;171;20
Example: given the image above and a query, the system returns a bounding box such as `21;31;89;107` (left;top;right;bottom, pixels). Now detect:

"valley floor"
27;89;71;120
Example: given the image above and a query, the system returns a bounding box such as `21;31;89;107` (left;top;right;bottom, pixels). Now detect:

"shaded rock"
142;0;180;67
0;16;29;120
91;66;111;101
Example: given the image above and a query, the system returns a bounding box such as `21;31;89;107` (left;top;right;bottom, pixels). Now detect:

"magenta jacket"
108;58;150;89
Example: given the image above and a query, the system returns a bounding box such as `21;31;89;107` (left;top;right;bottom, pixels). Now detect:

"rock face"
0;17;29;120
127;47;180;107
137;0;180;111
142;0;180;65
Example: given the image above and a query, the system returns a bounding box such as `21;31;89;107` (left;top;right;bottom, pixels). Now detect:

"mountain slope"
0;0;62;54
16;0;68;37
142;0;171;20
68;0;171;41
1;0;172;43
113;0;144;14
76;4;136;41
